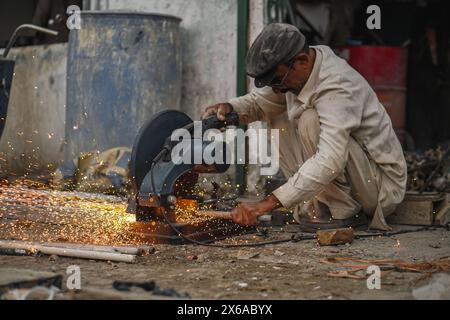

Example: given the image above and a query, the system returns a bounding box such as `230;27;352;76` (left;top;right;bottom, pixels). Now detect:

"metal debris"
405;145;450;192
113;280;190;298
323;256;450;279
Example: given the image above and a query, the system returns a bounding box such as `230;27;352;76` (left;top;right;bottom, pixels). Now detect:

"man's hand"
231;194;282;226
201;103;234;121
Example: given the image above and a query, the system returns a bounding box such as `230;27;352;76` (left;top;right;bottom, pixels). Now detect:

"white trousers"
271;109;396;230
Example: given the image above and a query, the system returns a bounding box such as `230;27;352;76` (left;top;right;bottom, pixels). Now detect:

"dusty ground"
2;228;450;299
0;180;449;300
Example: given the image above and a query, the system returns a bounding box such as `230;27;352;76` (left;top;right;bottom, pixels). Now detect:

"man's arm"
228;87;287;124
231;194;282;226
201;86;287;123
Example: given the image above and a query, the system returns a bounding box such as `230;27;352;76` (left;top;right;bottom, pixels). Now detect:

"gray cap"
246;23;306;88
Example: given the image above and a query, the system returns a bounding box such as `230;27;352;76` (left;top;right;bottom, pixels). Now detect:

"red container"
337;46;408;133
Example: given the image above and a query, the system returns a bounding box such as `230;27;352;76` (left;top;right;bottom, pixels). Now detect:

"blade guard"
129;110;239;212
137;139;231;208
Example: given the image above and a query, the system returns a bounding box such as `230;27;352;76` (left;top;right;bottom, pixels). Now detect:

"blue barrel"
66;11;182;160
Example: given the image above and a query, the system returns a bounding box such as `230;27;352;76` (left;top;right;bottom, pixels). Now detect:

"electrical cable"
149;155;310;247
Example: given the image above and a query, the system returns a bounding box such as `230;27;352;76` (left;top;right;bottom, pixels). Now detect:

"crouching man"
202;23;407;231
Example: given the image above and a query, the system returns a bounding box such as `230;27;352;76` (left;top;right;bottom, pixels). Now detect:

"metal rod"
3;24;58;58
236;0;249;195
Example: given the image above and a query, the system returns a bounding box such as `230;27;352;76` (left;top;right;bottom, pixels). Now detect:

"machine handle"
202;110;240;131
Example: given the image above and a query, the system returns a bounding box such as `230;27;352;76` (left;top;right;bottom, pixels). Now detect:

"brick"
317;228;354;246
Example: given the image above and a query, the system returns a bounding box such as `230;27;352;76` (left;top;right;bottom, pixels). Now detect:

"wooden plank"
388;200;434;225
435;195;450;226
387;192;446;226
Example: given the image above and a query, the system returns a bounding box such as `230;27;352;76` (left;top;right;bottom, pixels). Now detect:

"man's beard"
290;80;307;95
279;85;301;95
289;86;301;95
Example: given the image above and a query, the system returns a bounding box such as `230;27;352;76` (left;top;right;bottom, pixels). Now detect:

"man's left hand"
231;194;282;226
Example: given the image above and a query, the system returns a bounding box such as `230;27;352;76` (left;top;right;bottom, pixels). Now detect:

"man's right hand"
201;103;234;121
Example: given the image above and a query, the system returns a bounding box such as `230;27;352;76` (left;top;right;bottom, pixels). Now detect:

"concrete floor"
1;228;450;299
0;180;449;300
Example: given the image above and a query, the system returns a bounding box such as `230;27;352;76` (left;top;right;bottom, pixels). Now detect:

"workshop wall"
91;0;239;119
0;0;265;175
0;44;67;176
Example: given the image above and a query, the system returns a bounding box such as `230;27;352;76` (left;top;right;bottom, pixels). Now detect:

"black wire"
148;157;306;248
354;226;445;239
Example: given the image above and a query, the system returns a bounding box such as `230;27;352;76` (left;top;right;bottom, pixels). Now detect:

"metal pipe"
237;0;249;97
236;0;249;195
2;24;58;58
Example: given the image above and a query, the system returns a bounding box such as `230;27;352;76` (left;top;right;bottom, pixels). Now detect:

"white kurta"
228;45;407;230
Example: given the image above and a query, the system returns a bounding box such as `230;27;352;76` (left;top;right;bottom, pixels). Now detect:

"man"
202;23;407;231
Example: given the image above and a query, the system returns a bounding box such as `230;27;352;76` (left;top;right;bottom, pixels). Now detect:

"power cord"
148;155;307;247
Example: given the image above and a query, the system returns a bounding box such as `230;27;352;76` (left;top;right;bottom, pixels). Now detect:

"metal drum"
340;46;408;145
66;11;182;160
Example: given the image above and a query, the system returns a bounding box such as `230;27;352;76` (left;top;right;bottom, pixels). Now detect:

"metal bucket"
66;11;182;160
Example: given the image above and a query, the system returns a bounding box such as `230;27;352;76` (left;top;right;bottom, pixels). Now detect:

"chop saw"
127;109;244;223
